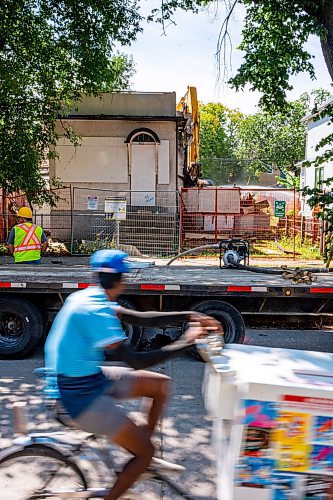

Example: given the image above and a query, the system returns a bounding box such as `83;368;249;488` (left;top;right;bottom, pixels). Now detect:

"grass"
251;235;322;260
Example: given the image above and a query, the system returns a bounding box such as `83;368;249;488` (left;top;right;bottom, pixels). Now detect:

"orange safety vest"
13;223;42;262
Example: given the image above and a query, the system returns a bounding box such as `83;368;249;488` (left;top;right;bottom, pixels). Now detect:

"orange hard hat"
17;206;33;218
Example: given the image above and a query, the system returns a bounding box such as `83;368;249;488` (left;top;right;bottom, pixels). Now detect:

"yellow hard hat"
18;206;33;218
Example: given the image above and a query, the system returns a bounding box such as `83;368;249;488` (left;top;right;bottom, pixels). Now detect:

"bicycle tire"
0;442;88;500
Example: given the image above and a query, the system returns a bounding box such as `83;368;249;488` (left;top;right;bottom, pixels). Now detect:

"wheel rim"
0;312;24;349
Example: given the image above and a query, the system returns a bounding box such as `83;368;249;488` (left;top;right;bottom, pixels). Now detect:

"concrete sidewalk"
0;354;216;500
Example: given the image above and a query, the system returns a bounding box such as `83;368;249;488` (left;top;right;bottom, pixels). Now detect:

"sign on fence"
274;200;286;218
87;196;98;210
104;197;127;220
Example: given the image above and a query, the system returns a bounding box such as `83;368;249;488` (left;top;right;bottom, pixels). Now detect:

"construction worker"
6;206;48;264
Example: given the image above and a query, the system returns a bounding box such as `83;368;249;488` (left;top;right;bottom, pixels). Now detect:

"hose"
166;244;220;265
166;244;331;275
274;237;301;256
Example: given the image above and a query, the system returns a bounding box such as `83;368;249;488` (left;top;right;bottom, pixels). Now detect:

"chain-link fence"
0;187;72;245
33;187;72;242
0;186;323;260
0;191;28;242
179;187;313;258
70;188;179;257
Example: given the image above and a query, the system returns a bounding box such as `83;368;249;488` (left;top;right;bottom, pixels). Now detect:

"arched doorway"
127;129;160;207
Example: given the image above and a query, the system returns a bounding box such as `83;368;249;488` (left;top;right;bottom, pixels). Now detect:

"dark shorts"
73;366;136;438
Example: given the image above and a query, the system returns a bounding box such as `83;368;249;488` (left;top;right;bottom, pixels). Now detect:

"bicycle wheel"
0;443;88;500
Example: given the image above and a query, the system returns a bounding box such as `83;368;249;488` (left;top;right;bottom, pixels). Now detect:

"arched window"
125;128;160;144
132;133;155;144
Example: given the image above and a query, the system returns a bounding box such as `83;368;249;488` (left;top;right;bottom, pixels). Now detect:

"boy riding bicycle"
45;249;223;500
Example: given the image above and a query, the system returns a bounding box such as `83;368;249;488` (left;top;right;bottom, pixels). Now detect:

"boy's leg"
105;418;154;500
74;392;154;500
127;370;171;436
104;368;171;437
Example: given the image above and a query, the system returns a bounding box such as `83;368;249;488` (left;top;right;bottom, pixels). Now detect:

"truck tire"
0;299;44;359
117;298;142;349
189;300;245;360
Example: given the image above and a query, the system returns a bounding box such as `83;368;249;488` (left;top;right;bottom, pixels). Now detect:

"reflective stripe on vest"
14;244;41;252
14;224;42;253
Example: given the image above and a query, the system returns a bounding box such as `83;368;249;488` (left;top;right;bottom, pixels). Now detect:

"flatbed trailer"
1;261;333;358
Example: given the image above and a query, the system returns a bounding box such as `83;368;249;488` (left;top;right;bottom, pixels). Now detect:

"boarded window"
55;137;128;183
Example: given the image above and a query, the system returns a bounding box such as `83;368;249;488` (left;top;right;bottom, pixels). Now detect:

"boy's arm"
117;308;223;333
105;326;206;370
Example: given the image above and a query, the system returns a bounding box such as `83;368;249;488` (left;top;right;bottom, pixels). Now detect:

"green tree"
235;95;308;180
302;178;333;263
228;1;331;110
311;88;332;107
0;1;137;204
152;1;333;110
199;102;246;184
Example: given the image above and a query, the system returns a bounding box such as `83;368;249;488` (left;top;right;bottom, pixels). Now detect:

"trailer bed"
1;264;333;297
1;262;333;358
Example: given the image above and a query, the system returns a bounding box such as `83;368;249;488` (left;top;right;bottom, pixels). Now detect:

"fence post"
293;187;296;260
178;189;183;254
70;186;74;254
1;188;5;242
300;215;305;244
320;219;326;255
214;188;218;243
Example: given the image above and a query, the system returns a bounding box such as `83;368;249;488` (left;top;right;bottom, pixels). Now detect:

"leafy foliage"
302;177;333;262
276;171;300;189
303;101;333;171
199;92;329;184
0;0;138;204
235;95;308;178
230;1;327;110
199;102;247;183
148;1;331;111
301;98;333;262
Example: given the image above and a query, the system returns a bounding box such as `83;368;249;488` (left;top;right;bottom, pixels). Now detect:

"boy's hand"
182;323;209;343
189;313;224;336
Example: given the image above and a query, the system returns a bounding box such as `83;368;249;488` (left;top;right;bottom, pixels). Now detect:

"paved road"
1;328;333;499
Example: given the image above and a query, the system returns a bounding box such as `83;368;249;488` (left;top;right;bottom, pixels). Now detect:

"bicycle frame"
10;432;112;498
1;368;199;500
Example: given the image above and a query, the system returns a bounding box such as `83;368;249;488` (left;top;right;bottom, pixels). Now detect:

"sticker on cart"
271;472;302;500
310;445;333;474
276;443;310;472
235;456;275;487
243;426;272;456
304;474;333;498
275;411;311;472
313;416;333;443
241;400;277;458
275;412;311;442
242;400;277;428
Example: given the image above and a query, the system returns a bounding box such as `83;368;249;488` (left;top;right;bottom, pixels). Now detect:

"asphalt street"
1;328;333;499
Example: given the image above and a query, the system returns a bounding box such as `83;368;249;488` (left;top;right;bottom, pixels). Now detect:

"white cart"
203;344;333;500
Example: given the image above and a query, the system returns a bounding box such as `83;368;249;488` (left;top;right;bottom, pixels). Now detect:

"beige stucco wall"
51;119;177;193
68;92;176;117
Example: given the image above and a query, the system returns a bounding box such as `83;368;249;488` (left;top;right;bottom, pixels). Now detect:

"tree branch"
216;0;239;82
